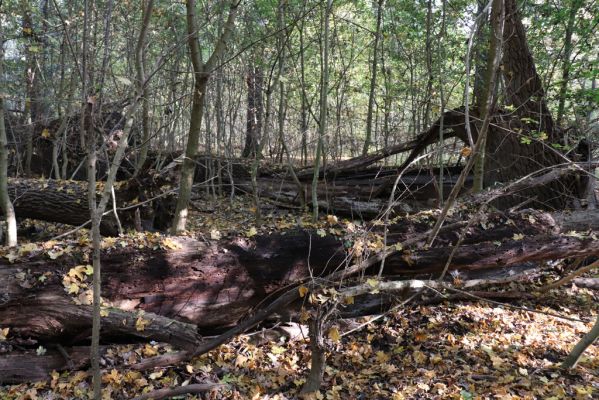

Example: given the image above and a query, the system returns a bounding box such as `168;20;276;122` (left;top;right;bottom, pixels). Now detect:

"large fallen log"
1;210;596;338
0;212;599;381
4;175;175;235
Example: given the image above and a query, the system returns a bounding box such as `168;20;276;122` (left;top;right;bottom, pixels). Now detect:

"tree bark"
241;64;263;158
134;0;155;174
362;0;384;155
0;19;18;247
1;209;597;333
311;0;332;221
171;0;239;233
1;209;599;382
561;315;599;369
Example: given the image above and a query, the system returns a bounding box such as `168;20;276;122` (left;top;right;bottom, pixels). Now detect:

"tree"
310;0;332;223
362;0;384;155
171;0;239;234
562;315;599;369
0;9;17;247
481;0;574;207
241;63;263;158
134;0;155;174
556;0;583;127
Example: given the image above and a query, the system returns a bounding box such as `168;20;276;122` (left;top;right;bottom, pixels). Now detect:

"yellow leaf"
326;215;338;224
100;308;109;317
4;252;18;263
344;296;354;305
41;128;51;138
235;354;248;367
102;369;121;385
328;327;341;342
161;237;181;250
0;327;9;341
271;345;286;354
19;243;39;255
148;370;163;380
299;308;310;323
247;227;258;237
376;351;391;363
412;350;427;364
143;344;158;357
68;265;90;281
135;316;151;332
68;282;80;294
513;233;524;240
185;364;194;374
298;285;309;297
366;278;379;288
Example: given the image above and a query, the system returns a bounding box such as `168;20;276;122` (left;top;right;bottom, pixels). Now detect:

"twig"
111;185;123;236
538;259;599;292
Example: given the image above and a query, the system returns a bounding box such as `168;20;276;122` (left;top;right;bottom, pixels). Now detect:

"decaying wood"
1;209;598;382
3;175;174;235
0;346;100;384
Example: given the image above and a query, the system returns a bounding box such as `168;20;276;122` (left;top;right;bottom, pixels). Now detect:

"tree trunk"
561;315;599;369
0;20;17;247
556;0;582;127
134;0;155;174
3;175;172;235
311;0;332;221
483;0;575;208
241;65;263;158
171;0;239;233
362;0;384;155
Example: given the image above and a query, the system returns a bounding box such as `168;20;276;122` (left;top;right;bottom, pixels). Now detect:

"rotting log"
4;175;175;235
0;346;101;384
1;210;597;333
1;210;598;382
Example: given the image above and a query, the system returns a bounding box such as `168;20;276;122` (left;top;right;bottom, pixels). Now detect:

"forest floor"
0;195;597;400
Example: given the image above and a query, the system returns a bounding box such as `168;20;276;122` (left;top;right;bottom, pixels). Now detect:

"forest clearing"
0;0;597;399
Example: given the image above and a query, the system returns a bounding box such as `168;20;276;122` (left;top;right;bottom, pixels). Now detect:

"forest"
0;0;598;398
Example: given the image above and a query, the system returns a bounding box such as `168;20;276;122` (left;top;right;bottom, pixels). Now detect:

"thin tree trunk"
561;315;599;369
21;0;37;176
311;0;332;222
422;0;434;130
362;0;384;155
134;0;154;174
0;19;17;247
242;65;263;158
473;0;503;193
171;0;239;233
299;19;309;166
556;0;582;127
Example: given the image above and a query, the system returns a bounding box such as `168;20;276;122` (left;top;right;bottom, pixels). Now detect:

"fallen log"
4;175;175;235
1;210;597;382
0;346;100;384
0;210;595;334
